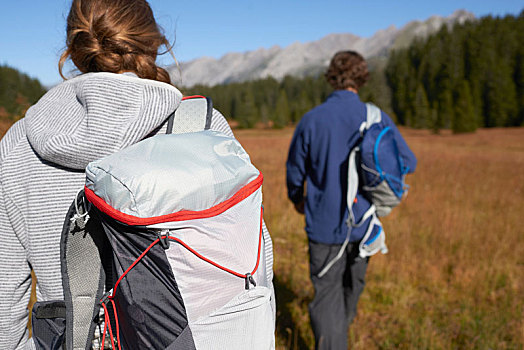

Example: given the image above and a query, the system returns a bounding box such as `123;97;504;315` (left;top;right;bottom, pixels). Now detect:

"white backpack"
31;97;275;350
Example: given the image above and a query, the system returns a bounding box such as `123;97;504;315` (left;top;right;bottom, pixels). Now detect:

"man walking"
286;51;416;349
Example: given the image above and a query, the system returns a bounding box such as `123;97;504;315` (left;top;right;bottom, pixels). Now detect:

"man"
286;51;416;349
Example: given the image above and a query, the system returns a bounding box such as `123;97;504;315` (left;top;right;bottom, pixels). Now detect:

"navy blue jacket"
286;90;416;244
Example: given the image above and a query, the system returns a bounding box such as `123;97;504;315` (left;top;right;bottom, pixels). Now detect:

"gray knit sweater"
0;72;273;349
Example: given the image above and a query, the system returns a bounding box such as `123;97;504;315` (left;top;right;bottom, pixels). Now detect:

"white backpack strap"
347;103;382;227
364;103;382;131
346;146;360;226
347;144;377;228
316;233;350;278
166;96;213;134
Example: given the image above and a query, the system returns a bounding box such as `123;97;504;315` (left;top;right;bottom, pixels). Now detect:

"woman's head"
59;0;172;84
325;51;369;91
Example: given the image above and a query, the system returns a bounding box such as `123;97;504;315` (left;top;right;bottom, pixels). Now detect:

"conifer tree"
453;80;477;133
437;89;454;130
413;84;430;128
273;89;290;129
0;65;46;121
295;90;313;123
237;88;258;128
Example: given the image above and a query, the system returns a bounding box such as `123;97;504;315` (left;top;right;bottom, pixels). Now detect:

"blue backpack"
347;103;415;257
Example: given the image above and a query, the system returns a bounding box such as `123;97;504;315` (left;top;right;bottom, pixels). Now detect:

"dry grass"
236;127;524;350
3;123;522;349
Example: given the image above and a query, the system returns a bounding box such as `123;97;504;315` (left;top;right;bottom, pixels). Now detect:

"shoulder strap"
347;103;381;223
166;95;213;134
61;190;109;350
359;103;382;135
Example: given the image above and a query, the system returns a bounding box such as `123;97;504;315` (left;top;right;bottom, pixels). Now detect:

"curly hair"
59;0;172;84
325;51;369;90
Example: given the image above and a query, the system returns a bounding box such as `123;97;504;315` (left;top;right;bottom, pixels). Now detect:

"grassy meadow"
235;127;524;350
2;123;522;349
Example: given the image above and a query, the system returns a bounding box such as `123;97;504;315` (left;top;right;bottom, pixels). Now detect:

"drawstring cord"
99;207;264;349
70;188;91;223
100;294;120;350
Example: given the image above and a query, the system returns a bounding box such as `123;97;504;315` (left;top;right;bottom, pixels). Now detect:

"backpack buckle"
244;273;256;290
100;289;114;304
156;230;170;250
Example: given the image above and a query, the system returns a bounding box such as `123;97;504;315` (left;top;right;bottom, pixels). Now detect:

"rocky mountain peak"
170;9;475;87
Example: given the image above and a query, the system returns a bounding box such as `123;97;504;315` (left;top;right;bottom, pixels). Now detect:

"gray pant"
308;240;369;350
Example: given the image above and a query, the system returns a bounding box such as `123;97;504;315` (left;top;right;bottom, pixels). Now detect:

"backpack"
348;103;415;258
317;103;415;277
30;96;276;350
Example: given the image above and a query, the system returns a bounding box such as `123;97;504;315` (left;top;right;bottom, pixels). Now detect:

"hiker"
286;50;416;349
0;0;274;348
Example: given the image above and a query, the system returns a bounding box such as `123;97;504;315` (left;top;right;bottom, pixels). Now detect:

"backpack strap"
347;103;382;228
61;190;109;350
166;95;213;134
347;103;387;257
359;103;382;134
346;146;376;228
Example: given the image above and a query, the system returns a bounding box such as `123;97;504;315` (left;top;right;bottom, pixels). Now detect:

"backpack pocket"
362;179;401;217
358;215;388;258
360;124;408;216
31;300;66;350
186;286;275;350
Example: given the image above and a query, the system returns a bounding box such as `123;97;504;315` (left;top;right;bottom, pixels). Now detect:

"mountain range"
169;9;475;88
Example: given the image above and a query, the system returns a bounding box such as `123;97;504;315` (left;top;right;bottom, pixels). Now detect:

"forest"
184;12;524;133
0;65;46;122
386;12;524;132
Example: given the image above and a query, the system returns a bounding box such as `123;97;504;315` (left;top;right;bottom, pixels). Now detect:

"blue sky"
0;0;522;87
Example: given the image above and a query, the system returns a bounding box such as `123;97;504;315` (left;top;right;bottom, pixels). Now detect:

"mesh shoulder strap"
347;103;381;226
166;96;213;134
61;190;110;350
362;103;382;132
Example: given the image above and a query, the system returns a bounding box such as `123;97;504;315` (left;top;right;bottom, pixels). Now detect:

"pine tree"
272;89;290;129
413;84;430;128
483;63;518;127
295;90;313;123
437;89;454;129
453;80;477;133
237;88;258;129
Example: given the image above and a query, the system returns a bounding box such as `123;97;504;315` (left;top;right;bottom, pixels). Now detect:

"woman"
0;1;274;348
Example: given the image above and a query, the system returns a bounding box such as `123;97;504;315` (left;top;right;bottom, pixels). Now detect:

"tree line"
0;65;46;122
386;11;524;132
184;11;524;132
182;60;391;129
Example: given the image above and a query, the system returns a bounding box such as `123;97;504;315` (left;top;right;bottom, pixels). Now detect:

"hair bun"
59;0;172;84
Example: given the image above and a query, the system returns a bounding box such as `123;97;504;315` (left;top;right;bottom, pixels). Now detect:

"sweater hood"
25;72;182;170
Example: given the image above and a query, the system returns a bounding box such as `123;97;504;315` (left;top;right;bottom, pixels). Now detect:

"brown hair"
325;51;369;90
59;0;172;84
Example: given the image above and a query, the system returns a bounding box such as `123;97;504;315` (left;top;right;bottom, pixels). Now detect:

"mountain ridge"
170;9;475;87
